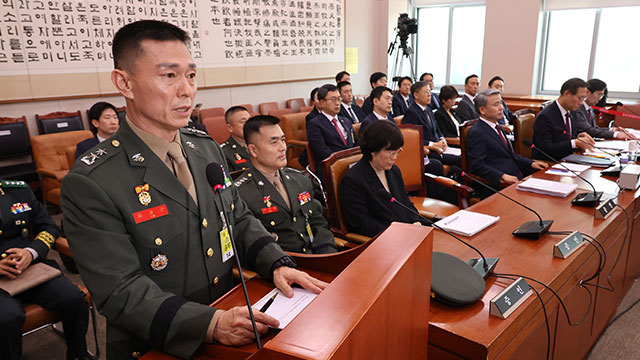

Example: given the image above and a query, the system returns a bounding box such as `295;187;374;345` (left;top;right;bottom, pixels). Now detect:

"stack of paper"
545;162;591;177
595;140;628;152
434;210;500;237
516;178;577;197
252;288;318;329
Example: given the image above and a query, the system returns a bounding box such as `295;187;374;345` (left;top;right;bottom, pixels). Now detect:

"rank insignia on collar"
151;254;168;271
186;141;195;149
95;148;107;156
264;195;272;208
135;184;152;206
298;191;311;205
234;153;247;164
131;153;145;162
257;180;264;186
80;148;107;165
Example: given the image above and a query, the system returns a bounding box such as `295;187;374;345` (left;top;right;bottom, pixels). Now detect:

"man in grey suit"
456;74;480;121
572;79;634;140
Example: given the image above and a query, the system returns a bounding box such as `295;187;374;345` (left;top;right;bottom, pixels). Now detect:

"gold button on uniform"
154;237;163;246
21;220;26;224
309;210;313;214
231;203;234;210
132;351;141;358
303;248;307;252
206;248;214;257
270;221;275;226
293;217;296;222
111;139;120;147
0;230;3;235
202;218;208;229
213;276;219;285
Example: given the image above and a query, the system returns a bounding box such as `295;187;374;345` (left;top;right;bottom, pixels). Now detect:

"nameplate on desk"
553;231;584;259
490;277;533;319
595;198;616;219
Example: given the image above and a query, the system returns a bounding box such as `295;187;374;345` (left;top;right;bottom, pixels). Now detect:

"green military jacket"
61;120;287;359
221;136;251;173
234;166;337;254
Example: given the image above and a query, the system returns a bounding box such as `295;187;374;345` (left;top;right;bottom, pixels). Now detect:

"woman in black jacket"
434;85;463;141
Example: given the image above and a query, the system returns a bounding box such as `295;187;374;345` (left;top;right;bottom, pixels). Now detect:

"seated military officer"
0;179;88;360
221;106;251;172
235;116;338;254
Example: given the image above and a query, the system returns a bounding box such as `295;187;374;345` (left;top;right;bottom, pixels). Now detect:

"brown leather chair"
300;106;314;114
514;112;535;158
31;130;93;206
353;122;362;138
235;104;254;114
259;102;279;115
280;112;314;171
200;107;225;118
268;108;292;119
459;119;498;189
35;111;83;135
201;116;230;144
355;96;365;107
286;98;306;113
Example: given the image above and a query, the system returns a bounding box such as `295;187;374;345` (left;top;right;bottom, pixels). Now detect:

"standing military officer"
235;116;338;255
60;20;327;360
221;106;252;173
0;180;88;360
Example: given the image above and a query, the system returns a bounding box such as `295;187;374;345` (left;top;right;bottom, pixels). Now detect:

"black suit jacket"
572;104;614;138
305;108;320;123
434;107;461;138
339;103;366;124
402;103;443;145
306;113;359;178
500;99;515;125
75;136;99;159
392;92;412;117
456;95;479;121
359;112;395;135
429;93;440;111
361;96;373;115
532;101;574;161
339;158;429;237
467;120;533;185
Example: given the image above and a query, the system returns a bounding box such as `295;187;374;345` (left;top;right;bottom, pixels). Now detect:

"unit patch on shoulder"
0;180;27;188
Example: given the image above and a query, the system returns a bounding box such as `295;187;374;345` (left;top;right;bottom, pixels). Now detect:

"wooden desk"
143;223;433;360
428;168;639;359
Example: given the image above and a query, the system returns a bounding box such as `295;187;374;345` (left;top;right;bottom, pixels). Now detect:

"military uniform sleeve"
61;173;216;358
25;186;58;259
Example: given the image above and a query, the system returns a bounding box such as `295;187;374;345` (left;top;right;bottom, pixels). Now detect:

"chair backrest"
355;96;365;107
353;122;362;138
116;107;126;123
459;119;478;173
280;112;308;169
200;107;225;118
514;113;535;158
35;111;83;134
259;102;279;115
396;124;426;196
286;98;306;113
322;147;363;230
0;116;30;158
201;116;230;144
300;106;314;114
65;146;76;169
235;104;254;114
268;108;292;119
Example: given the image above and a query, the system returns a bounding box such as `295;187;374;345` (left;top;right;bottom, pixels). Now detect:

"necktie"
167;142;198;205
495;124;508;148
272;177;290;210
424;110;438;138
406;99;410;108
332;118;347;146
587;108;593;123
348;107;358;123
564;112;572;136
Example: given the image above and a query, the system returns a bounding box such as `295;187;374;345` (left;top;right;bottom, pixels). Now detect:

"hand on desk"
213;306;279;346
576;132;595;149
499;174;519;186
531;160;548;171
273;266;328;298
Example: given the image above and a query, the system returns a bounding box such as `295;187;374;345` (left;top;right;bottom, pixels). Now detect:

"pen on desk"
551;168;569;173
259;292;278;313
442;215;459;226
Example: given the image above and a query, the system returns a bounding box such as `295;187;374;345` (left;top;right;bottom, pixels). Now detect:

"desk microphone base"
467;257;500;278
572;192;603;207
512;220;553;239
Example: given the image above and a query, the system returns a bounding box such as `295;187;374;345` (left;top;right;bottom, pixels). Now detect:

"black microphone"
461;172;553;239
524;139;602;207
376;188;499;278
206;163;263;349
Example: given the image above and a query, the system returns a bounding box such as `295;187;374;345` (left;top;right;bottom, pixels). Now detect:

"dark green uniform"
234;166;337;254
60;121;290;359
221;136;251;173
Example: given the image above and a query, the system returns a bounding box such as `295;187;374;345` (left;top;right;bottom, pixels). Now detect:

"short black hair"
560;78;588;95
369;72;387;88
438;85;459;102
465;74;479;85
243;115;280;145
488;76;504;87
317;84;338;101
410;81;429;97
360;120;403;161
88;102;118;134
419;72;433;82
310;87;320;102
337;81;351;93
370;86;392;101
335;71;350;83
112;19;190;71
398;76;413;88
225;106;249;124
586;78;607;93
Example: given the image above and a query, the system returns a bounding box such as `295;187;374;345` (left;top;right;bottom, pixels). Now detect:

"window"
538;6;640;98
415;4;486;87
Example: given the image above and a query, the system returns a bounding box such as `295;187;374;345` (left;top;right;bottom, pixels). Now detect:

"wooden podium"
143;222;433;360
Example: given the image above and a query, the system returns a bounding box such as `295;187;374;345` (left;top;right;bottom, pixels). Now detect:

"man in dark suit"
488;76;515;125
420;72;440;111
403;81;461;168
467;89;547;190
361;72;388;115
572;79;632;140
75;102;120;158
305;87;321;123
338;81;365;124
360;86;395;134
533;78;595;161
307;84;359;180
392;76;413;117
456;74;480;121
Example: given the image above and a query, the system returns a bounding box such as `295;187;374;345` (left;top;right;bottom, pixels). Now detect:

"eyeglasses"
383;147;403;156
323;97;341;103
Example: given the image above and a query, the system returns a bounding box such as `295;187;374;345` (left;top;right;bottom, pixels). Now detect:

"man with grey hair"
467;89;547;191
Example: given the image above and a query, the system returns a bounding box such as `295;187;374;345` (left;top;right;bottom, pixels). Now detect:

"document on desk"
545;162;591;176
595;140;629;151
252;287;318;329
434;210;500;237
516;178;577;197
444;147;461;156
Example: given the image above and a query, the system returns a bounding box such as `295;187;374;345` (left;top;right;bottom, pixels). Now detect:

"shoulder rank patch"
0;180;27;188
233;176;249;187
80;147;108;166
181;127;209;137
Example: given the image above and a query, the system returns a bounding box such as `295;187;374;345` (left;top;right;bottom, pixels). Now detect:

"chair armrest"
445;138;460;147
330;228;371;244
425;173;473;197
54;236;73;258
37;169;67;181
232;266;258;281
286;139;308;148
